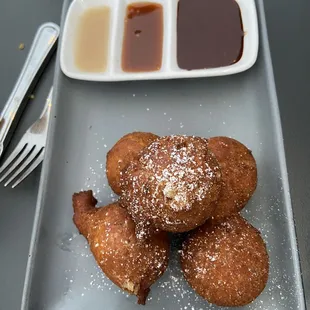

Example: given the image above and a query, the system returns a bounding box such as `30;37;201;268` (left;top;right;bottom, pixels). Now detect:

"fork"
0;87;53;188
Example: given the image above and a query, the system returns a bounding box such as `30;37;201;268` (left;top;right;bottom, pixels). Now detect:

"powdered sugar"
121;136;222;235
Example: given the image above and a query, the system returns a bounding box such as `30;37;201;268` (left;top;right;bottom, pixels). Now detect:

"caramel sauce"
122;3;163;72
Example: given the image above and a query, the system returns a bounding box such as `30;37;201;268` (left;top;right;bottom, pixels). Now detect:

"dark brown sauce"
177;0;244;70
122;3;163;72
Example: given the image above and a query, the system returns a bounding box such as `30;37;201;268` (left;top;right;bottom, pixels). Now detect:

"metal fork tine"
0;87;53;187
0;145;33;182
0;141;28;174
4;147;44;187
11;151;45;188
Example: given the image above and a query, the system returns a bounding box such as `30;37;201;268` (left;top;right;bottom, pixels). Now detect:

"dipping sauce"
177;0;244;70
122;3;163;72
74;6;110;72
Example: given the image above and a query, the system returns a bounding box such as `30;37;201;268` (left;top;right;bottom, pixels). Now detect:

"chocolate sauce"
177;0;244;70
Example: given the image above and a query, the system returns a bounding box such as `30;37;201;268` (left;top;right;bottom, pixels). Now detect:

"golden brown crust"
120;135;222;237
106;132;159;195
72;190;169;305
207;137;257;220
73;190;98;236
181;214;269;307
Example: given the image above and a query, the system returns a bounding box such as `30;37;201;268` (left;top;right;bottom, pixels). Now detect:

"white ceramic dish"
60;0;259;81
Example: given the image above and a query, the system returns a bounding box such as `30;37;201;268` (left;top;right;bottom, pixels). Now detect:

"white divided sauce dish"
60;0;259;82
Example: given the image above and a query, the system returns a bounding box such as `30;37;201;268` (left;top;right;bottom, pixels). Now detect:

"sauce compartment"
122;3;163;73
75;6;111;73
169;0;258;77
60;0;117;80
61;0;258;81
113;0;170;78
177;0;244;70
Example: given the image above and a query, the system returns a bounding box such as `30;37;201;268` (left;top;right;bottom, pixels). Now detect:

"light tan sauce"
74;6;110;72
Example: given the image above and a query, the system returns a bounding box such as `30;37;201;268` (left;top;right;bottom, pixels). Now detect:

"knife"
0;22;59;159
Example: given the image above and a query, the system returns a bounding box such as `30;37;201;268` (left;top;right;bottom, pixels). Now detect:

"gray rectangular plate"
21;1;306;309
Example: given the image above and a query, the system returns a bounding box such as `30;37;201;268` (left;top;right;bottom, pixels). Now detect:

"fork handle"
0;22;59;146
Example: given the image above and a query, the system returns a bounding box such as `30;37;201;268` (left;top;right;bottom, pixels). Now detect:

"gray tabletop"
0;1;309;309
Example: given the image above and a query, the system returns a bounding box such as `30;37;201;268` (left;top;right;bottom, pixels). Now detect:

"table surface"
0;1;309;309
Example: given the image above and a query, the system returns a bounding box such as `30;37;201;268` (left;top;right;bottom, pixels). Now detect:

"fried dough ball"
120;135;222;238
207;137;257;220
181;214;269;307
106;132;159;195
72;191;169;305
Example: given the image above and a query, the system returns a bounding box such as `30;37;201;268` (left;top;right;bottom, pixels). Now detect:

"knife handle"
0;22;59;147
